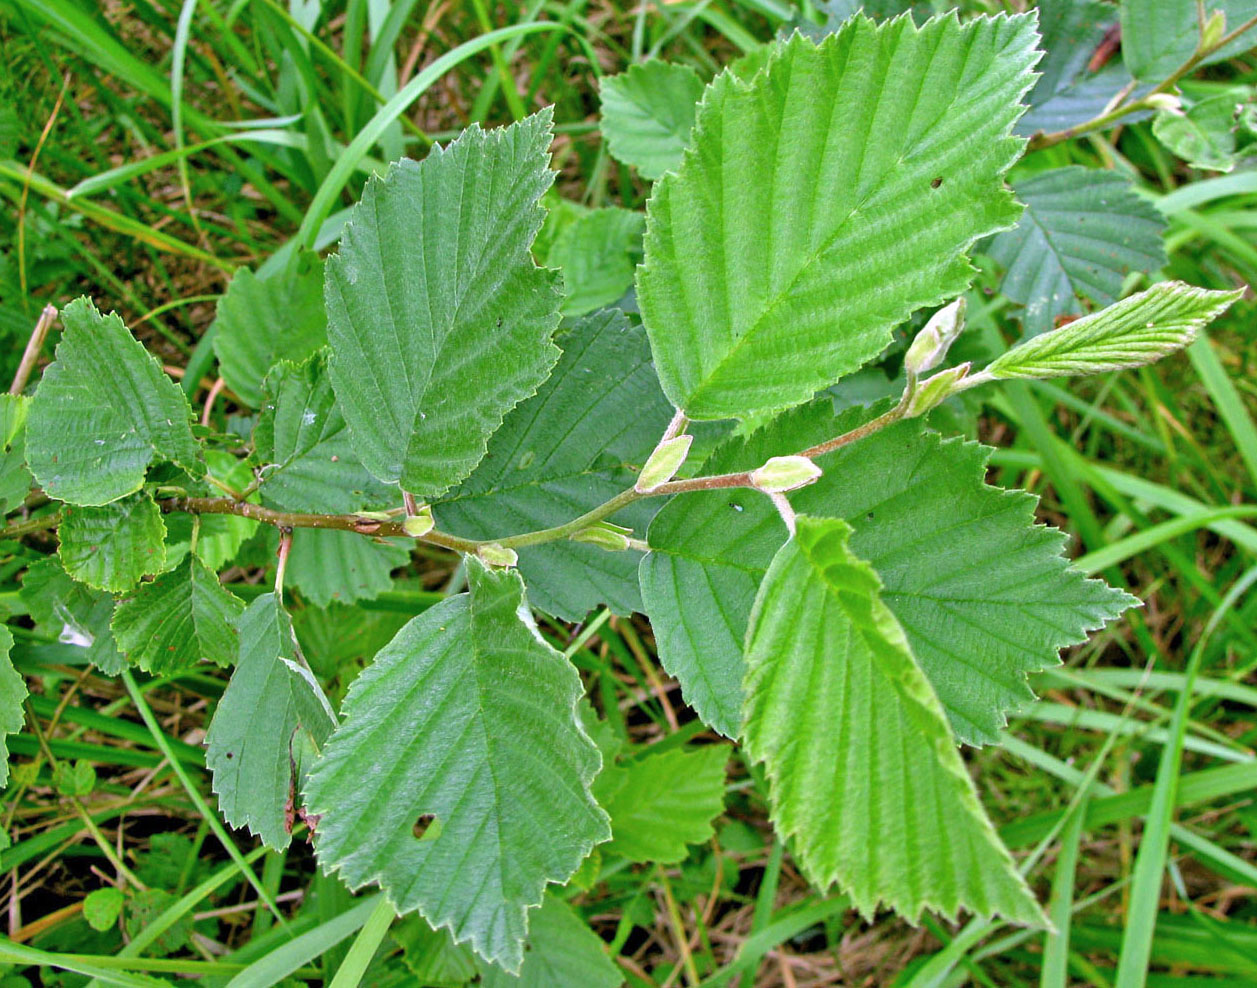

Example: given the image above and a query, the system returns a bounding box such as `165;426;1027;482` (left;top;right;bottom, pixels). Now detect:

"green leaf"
1121;0;1256;81
53;759;95;797
26;298;202;506
1153;94;1245;172
637;16;1039;419
112;556;244;674
254;351;394;514
545;208;644;317
1018;0;1124;137
304;559;609;971
0;626;24;788
598;60;704;180
642;401;1135;743
82;888;125;932
476;894;622;988
206;593;335;851
395;916;478;986
437;309;673;620
326;109;562;498
603;745;728;863
211;253;328;409
743;516;1044;925
284;528;409;608
20;557;125;674
986;166;1166;336
57;492;167;592
981;282;1242;382
0;395;31;514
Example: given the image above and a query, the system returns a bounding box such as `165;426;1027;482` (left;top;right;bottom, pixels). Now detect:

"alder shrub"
2;10;1246;977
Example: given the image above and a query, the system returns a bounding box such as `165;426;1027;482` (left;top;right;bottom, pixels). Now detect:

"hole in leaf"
931;176;943;188
225;752;234;760
413;814;442;842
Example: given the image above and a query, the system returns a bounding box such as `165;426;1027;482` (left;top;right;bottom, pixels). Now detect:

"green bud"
354;510;394;521
635;434;693;492
1200;9;1226;51
904;362;971;417
402;506;434;537
476;542;518;568
570;521;633;551
1145;93;1182;112
750;455;823;493
904;297;966;376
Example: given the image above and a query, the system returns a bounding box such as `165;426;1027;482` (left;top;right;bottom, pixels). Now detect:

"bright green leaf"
211;253;327;409
53;759;95;797
987;166;1166;336
254;350;394;514
743;516;1044;925
643;401;1135;743
603;745;728;863
637;16;1038;419
162;451;259;571
0;395;31;514
437;309;672;620
1153;94;1245;172
0;626;24;788
545;208;644;317
284;528;409;608
981;282;1242;382
304;559;609;971
26;297;202;506
598;60;704;180
112;556;244;674
57;492;166;592
326;109;562;498
476;894;622;988
82;887;125;932
20;557;125;674
206;593;335;850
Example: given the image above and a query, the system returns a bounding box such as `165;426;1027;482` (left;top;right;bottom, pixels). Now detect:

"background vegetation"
0;0;1255;984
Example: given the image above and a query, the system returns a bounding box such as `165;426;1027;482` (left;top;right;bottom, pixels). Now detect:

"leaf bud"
750;455;823;493
570;521;633;551
1144;93;1182;113
635;434;693;492
904;362;971;417
1200;9;1226;51
476;542;518;568
402;505;434;537
904;297;966;376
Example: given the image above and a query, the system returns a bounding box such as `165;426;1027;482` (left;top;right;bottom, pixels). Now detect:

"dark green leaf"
57;492;166;592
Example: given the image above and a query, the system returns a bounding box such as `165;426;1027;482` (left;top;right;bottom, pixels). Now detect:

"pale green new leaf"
206;594;335;850
0;626;25;788
211;253;327;408
637;15;1039;419
598;60;704;180
284;528;409;607
112;557;245;674
983;282;1241;381
643;401;1134;743
1121;0;1256;81
602;745;728;863
326;109;562;498
0;395;31;514
57;492;166;592
545;208;644;317
743;516;1044;924
437;309;672;620
20;557;125;674
1153;94;1245;172
476;894;622;988
986;167;1165;336
254;351;394;515
163;453;259;572
26;298;202;506
304;559;609;971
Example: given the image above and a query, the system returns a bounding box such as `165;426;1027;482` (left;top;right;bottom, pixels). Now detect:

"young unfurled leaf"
636;435;691;493
598;60;704;180
206;594;335;850
1153;93;1246;172
112;556;244;674
57;492;166;593
27;298;202;506
977;282;1241;382
743;516;1044;925
642;400;1134;743
211;254;327;409
0;626;25;788
0;395;31;515
475;894;622;988
436;310;672;620
986;166;1166;336
304;559;609;971
325;109;562;498
637;15;1039;419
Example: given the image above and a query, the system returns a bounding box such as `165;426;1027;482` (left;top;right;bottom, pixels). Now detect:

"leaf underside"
325;109;562;498
743;516;1044;925
304;559;609;972
637;13;1039;419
